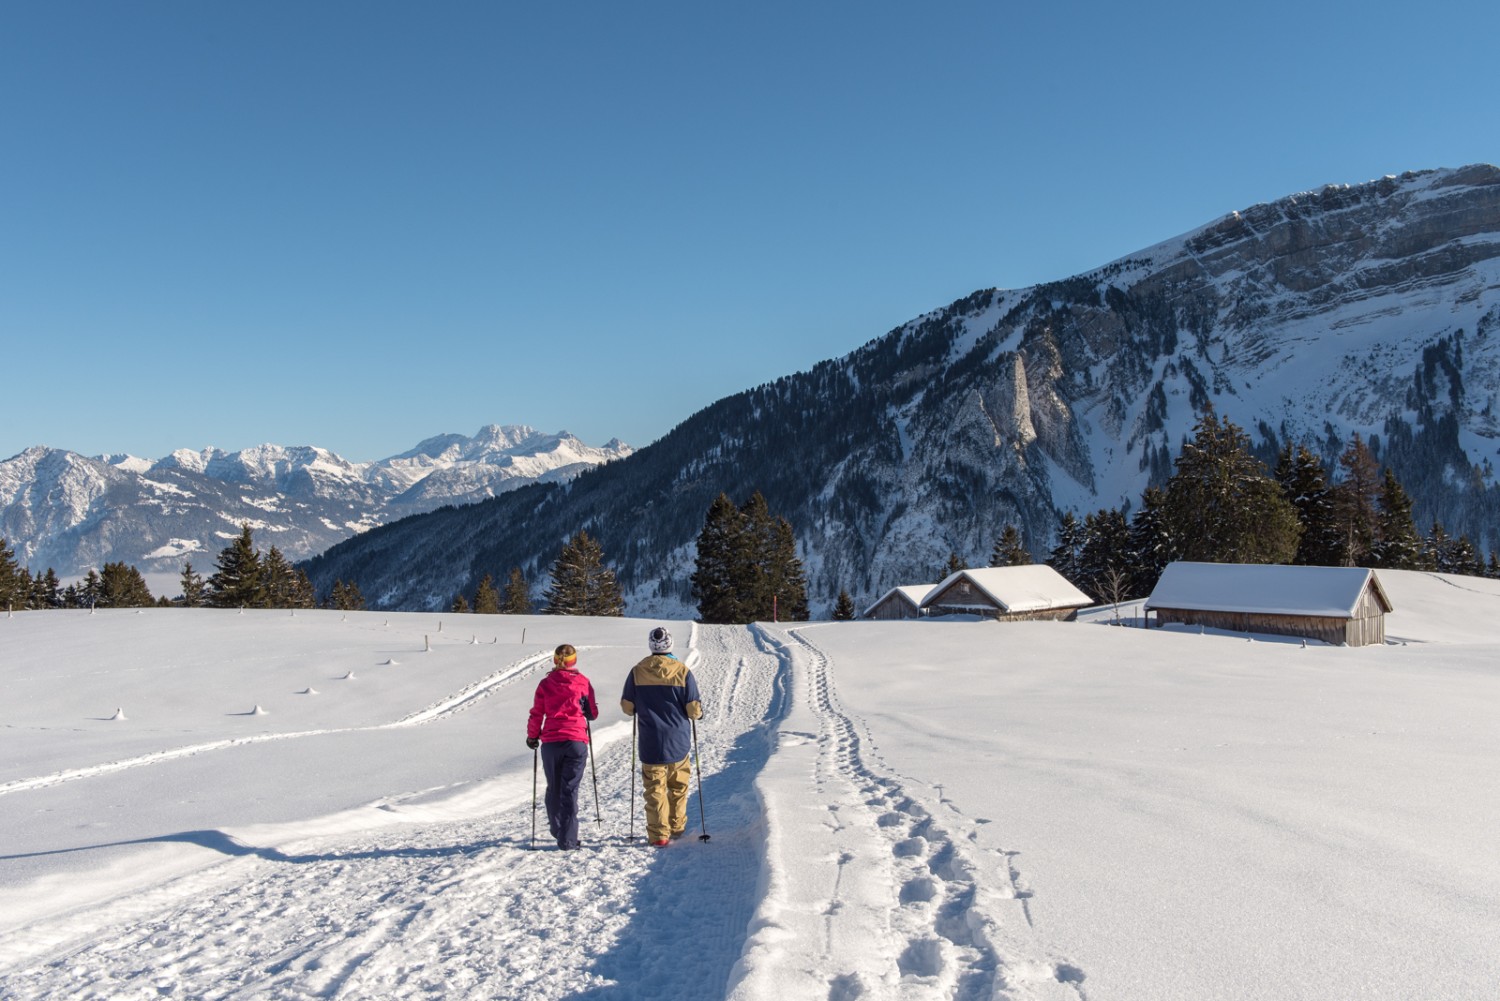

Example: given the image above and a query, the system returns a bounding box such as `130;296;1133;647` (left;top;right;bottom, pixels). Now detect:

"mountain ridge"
302;164;1500;615
0;426;632;579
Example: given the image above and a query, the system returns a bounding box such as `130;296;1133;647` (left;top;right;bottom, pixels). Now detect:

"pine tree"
544;530;624;616
473;573;501;614
207;523;264;608
763;517;810;621
0;538;21;611
1046;512;1085;584
1162;407;1301;565
292;568;317;608
34;568;62;610
99;562;155;608
1077;508;1130;601
1330;434;1381;566
261;546;298;608
328;579;367;611
452;593;471;613
1276;444;1341;566
1125;486;1176;596
180;561;207;607
942;551;967;579
80;569;103;609
1370;469;1425;570
832;588;857;621
692;493;752;624
501;567;532;614
990;525;1031;567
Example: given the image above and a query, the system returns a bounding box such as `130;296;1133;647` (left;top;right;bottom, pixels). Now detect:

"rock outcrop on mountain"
0;427;631;580
301;166;1500;616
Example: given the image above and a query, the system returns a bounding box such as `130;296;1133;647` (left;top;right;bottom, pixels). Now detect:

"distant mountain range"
0;427;631;580
300;164;1500;615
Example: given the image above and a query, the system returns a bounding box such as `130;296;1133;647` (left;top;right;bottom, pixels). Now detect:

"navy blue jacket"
621;653;702;764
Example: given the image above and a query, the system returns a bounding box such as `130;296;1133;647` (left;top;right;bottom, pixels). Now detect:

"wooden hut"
862;585;933;621
920;566;1093;621
1143;562;1393;646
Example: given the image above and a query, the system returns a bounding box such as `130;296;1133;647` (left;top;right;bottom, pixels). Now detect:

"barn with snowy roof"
861;584;934;621
920;565;1093;621
1144;562;1393;647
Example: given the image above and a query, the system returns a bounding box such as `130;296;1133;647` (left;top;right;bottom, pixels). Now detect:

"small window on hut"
957;582;970;596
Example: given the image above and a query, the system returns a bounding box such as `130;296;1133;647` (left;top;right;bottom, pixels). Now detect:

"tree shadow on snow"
0;830;514;864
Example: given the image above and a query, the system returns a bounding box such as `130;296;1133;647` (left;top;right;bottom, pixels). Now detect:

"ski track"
733;625;1086;1001
0;647;558;799
0;626;787;1001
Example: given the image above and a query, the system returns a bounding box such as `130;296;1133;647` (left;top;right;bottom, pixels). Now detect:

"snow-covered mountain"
303;165;1500;614
0;427;631;578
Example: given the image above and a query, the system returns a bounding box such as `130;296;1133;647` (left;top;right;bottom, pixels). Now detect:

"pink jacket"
527;668;599;743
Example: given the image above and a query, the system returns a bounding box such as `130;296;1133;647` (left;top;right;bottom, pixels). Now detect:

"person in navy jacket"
526;644;599;850
621;627;702;846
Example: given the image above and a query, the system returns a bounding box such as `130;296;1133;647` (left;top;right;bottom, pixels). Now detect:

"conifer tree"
692;493;752;624
80;569;103;609
942;551;967;579
1370;469;1425;570
1047;513;1085;583
1077;508;1130;601
1330;434;1381;566
0;538;21;610
473;573;501;614
99;562;155;608
452;593;471;614
832;588;857;621
208;524;264;608
762;517;810;621
261;546;298;608
33;568;62;610
180;561;206;608
544;530;624;616
990;525;1031;567
1125;486;1176;596
1162;407;1301;565
501;567;533;614
292;568;317;609
328;579;367;611
1276;444;1341;566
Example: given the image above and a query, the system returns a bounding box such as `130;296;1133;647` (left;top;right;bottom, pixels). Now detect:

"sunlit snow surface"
1;572;1498;1000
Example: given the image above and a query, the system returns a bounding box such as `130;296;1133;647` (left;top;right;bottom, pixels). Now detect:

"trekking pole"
582;696;601;824
530;743;539;849
691;718;711;842
629;715;637;842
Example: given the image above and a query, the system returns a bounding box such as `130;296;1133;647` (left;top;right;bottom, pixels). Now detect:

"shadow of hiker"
565;646;791;1001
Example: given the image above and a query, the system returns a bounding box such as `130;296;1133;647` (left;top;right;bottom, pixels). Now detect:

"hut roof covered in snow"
1144;563;1394;618
862;585;934;619
921;565;1092;615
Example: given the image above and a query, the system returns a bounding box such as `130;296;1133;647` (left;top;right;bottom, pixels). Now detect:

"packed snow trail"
0;624;785;1000
727;625;1085;1001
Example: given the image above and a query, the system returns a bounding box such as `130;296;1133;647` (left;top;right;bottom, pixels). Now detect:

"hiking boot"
651;838;670;848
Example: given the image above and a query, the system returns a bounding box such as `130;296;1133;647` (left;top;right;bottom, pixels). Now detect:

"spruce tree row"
691;491;809;623
1;538;161;610
453;567;535;614
1038;406;1500;603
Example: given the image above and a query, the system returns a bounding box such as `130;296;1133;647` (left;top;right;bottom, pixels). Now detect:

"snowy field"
2;570;1498;1000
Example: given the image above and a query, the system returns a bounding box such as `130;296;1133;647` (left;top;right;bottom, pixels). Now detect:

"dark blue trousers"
540;740;589;849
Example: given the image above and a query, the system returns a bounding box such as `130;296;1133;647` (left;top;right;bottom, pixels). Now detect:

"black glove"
526;737;539;749
579;695;592;715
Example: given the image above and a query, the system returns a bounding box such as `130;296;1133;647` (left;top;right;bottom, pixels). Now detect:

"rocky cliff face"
0;426;631;581
302;165;1500;615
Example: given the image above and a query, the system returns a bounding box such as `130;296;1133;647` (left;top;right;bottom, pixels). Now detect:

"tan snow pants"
641;755;692;841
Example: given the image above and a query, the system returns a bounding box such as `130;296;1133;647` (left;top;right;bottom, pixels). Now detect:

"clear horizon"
4;2;1497;462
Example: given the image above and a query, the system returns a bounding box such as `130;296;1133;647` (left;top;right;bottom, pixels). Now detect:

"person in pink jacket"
526;644;599;850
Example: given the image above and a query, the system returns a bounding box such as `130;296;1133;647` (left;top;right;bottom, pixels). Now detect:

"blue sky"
3;2;1496;462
